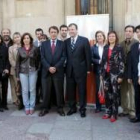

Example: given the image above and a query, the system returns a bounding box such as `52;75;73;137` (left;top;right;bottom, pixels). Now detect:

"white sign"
66;14;109;40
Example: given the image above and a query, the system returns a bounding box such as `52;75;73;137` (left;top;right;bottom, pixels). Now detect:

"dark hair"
21;33;33;47
59;24;68;30
135;25;140;32
107;31;119;46
0;35;3;45
95;30;106;43
68;23;78;30
41;34;49;40
124;25;135;32
49;26;59;33
35;28;44;34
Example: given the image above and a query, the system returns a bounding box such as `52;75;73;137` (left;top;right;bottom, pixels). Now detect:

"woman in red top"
100;31;125;122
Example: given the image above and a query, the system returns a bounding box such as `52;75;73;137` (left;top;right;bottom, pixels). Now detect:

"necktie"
51;40;55;55
71;38;75;50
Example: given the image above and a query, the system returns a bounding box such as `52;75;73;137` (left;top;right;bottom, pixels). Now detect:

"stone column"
64;0;75;23
75;0;81;15
113;0;126;40
125;0;140;26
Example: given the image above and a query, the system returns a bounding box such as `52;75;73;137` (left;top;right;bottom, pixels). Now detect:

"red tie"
51;40;55;55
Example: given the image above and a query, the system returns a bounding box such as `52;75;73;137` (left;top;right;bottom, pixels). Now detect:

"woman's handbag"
16;81;21;95
98;79;105;104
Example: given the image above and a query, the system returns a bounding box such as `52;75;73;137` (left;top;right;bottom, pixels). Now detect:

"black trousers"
41;75;64;111
66;71;87;111
133;84;140;119
0;74;8;108
95;73;101;110
36;70;42;103
104;73;120;117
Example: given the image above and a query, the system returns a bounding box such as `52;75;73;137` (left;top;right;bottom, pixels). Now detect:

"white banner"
66;14;109;40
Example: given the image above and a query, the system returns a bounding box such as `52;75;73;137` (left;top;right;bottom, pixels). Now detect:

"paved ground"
0;104;140;140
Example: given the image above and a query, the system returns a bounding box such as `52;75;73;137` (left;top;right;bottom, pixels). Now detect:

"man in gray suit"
120;25;138;119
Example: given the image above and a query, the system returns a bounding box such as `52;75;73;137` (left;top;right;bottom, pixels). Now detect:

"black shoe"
80;110;86;118
38;109;48;117
95;109;101;113
0;108;4;112
130;118;140;123
3;106;9;110
58;109;65;116
118;113;128;117
67;109;77;116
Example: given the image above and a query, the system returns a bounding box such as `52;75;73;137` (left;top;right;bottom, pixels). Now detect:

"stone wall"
0;0;140;40
0;0;75;38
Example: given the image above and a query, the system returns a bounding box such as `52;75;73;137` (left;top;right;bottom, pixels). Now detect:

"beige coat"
9;44;21;75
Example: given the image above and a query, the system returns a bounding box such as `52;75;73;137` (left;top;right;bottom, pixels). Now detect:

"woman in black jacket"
101;31;125;122
91;31;106;113
0;35;10;112
16;33;40;115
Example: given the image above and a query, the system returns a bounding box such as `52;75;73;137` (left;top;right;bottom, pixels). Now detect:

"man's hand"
49;67;56;74
128;79;132;84
3;69;9;74
117;78;123;84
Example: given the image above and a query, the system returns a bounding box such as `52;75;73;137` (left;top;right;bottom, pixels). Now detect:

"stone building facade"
0;0;139;40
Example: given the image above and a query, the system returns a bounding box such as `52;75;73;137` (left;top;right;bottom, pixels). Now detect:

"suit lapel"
95;45;100;59
47;41;53;56
54;40;59;55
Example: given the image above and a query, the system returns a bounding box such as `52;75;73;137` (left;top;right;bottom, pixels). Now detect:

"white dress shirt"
71;35;78;44
97;43;104;63
50;39;57;46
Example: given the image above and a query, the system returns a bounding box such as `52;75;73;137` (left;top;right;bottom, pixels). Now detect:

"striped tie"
71;38;75;50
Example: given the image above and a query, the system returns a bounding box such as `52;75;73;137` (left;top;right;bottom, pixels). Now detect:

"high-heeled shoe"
0;108;4;112
25;110;30;115
110;115;117;122
102;114;110;119
30;110;34;115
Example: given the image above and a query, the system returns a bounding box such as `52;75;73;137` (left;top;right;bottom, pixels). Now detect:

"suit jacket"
33;40;42;48
0;44;10;73
9;44;21;75
16;46;40;78
91;44;106;74
65;36;91;79
41;39;66;78
120;38;138;78
128;42;139;85
101;45;125;79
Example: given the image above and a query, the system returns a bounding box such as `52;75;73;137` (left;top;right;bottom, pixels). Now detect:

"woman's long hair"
21;32;33;47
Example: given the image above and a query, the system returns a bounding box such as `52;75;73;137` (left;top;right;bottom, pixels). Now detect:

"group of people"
0;23;140;131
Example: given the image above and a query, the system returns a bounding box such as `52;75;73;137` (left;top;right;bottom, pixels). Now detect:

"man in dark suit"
33;28;44;104
128;25;140;125
39;26;66;117
65;23;91;117
1;28;12;110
